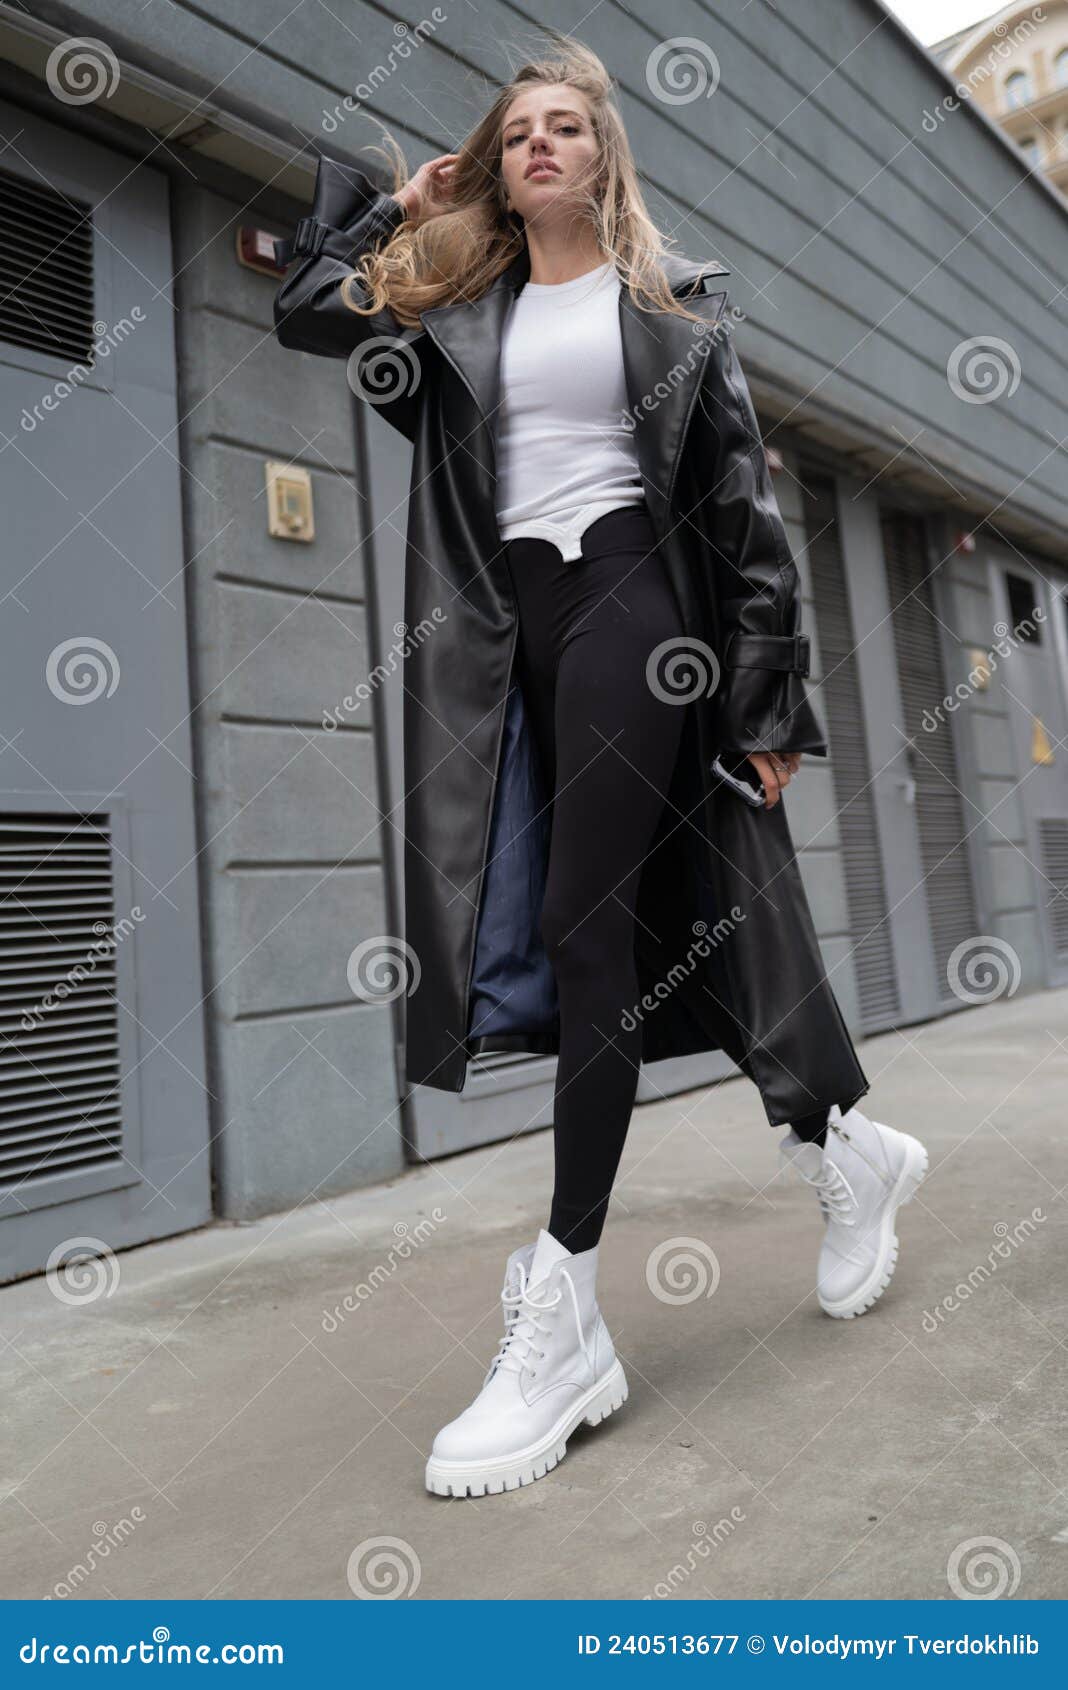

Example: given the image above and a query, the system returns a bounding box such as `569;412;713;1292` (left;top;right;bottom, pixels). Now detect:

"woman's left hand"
747;751;801;808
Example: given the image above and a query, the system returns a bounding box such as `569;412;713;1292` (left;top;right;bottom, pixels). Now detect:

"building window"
1018;135;1041;166
1005;572;1043;642
1004;69;1034;108
1055;48;1068;89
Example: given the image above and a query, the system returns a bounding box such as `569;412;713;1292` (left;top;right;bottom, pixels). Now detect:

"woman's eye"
504;134;525;147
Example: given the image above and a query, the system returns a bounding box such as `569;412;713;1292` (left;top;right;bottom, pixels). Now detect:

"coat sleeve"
696;321;828;759
272;154;424;441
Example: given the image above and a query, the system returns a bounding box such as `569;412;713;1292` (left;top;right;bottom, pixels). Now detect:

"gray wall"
170;181;405;1217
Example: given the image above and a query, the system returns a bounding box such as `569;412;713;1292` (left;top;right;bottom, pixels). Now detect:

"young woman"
274;38;928;1499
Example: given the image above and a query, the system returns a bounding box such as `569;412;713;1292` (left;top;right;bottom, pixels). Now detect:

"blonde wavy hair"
342;36;708;329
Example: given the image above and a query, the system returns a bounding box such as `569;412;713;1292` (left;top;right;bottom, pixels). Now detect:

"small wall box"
266;461;314;542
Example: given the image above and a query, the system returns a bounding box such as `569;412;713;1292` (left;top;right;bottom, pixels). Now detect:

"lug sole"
425;1359;628;1498
820;1134;929;1320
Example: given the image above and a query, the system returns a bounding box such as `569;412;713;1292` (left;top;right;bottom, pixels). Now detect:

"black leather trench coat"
273;155;869;1126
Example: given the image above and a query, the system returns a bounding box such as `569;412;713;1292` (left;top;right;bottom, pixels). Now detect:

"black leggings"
503;505;827;1255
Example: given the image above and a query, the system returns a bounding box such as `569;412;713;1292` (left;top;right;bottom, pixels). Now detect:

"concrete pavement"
2;987;1067;1601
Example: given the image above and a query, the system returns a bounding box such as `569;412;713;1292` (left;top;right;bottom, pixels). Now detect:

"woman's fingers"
746;751;802;807
423;157;457;213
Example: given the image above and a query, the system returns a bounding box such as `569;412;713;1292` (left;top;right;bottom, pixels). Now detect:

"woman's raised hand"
393;154;459;225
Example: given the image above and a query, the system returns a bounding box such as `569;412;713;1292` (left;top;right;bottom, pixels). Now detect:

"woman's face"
498;82;601;226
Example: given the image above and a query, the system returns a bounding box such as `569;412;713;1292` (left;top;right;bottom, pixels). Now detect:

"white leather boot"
425;1227;627;1497
780;1104;928;1319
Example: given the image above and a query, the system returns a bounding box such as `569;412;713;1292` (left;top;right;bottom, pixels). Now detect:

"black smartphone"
710;752;768;808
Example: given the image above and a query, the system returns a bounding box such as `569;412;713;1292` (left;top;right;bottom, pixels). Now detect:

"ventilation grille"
0;814;123;1188
1039;818;1068;957
881;508;979;999
804;474;901;1028
0;166;95;364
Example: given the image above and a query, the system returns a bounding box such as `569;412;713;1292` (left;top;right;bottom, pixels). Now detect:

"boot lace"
485;1266;583;1383
811;1158;858;1225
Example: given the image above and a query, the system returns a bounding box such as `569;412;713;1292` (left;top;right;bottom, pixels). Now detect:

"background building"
931;1;1068;199
1;0;1066;1280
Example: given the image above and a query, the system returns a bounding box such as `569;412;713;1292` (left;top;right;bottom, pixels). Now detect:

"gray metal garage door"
803;470;901;1030
0;101;212;1281
880;506;981;1007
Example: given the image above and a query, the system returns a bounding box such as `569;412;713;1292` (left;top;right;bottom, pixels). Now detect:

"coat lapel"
419;247;530;456
618;255;729;529
419;246;730;518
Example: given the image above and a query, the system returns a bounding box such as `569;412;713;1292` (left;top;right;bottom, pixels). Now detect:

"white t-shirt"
494;260;644;561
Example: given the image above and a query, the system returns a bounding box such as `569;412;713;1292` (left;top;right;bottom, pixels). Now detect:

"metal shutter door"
804;474;901;1028
881;508;979;1001
1038;818;1068;959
